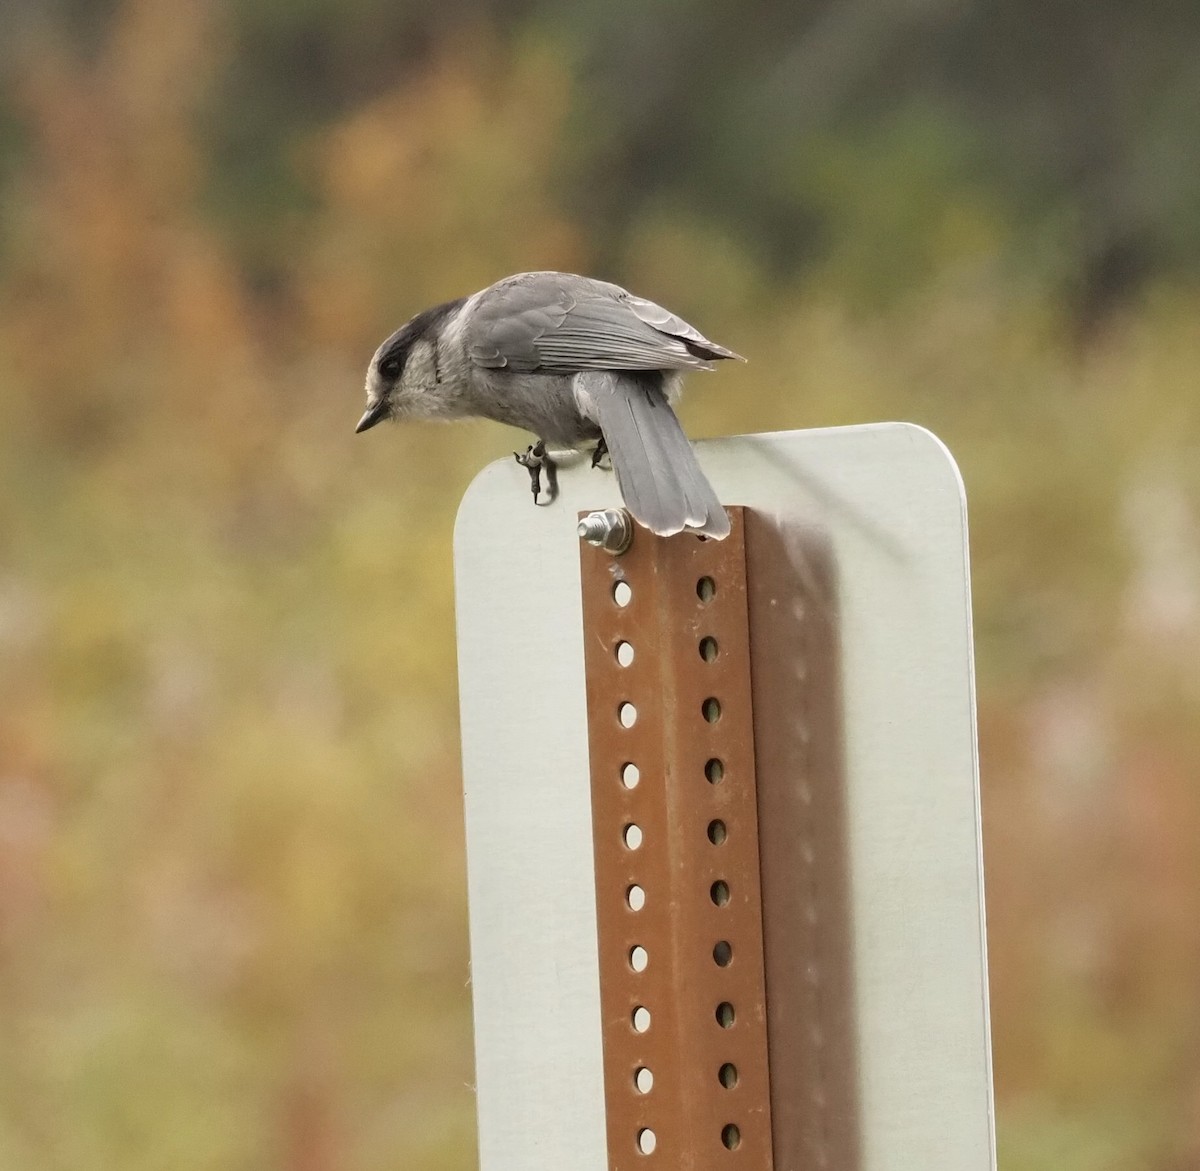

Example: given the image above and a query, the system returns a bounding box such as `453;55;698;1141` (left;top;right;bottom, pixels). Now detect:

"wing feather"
464;272;741;374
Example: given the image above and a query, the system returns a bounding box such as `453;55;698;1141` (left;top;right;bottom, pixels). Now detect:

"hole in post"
629;946;649;972
710;881;730;906
715;1002;735;1028
713;940;733;967
702;697;721;723
632;1006;651;1033
635;1067;654;1094
699;636;719;662
721;1124;741;1150
614;581;632;607
719;1063;739;1089
707;820;727;845
624;824;643;850
696;576;716;603
627;884;646;911
621;762;641;789
705;758;724;785
637;1128;657;1155
616;641;635;667
619;702;638;728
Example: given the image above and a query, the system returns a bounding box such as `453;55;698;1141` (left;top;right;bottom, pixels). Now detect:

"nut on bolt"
577;508;634;555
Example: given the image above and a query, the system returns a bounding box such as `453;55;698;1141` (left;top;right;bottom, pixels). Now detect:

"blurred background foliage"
0;0;1198;1168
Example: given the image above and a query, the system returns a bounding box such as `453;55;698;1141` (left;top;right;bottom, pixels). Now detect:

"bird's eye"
378;356;402;380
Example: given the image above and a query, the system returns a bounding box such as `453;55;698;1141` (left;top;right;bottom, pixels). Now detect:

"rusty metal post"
579;508;859;1171
579;508;774;1169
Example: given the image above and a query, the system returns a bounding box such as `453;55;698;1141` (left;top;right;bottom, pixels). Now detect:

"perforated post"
579;507;774;1170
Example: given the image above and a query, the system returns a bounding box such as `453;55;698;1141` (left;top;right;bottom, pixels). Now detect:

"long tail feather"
583;371;730;540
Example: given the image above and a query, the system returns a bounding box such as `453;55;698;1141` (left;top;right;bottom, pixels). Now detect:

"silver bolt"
577;508;634;555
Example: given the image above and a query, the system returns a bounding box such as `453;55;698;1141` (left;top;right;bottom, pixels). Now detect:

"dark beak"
355;400;389;433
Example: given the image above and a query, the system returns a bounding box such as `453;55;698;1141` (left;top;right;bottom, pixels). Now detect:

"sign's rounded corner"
887;421;969;514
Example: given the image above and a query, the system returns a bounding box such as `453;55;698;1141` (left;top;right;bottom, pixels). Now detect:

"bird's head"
356;298;466;433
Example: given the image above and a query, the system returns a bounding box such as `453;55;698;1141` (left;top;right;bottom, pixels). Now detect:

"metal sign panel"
454;424;994;1171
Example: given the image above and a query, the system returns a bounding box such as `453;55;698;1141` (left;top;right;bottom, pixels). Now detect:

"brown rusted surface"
579;508;774;1171
745;514;859;1171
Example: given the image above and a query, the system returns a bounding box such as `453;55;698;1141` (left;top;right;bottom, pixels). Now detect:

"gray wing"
465;272;743;374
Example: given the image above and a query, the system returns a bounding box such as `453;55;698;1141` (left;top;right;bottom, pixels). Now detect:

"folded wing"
466;271;742;374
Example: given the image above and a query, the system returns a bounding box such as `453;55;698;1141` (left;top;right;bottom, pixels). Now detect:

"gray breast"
465;367;601;446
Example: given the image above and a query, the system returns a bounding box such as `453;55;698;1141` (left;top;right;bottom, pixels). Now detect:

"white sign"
454;424;995;1171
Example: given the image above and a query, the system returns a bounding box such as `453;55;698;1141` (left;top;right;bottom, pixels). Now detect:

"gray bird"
355;271;741;539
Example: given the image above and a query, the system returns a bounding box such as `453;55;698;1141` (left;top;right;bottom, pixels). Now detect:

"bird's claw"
590;438;610;470
514;441;558;505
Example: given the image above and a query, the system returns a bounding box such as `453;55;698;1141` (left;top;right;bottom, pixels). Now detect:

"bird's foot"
590;437;610;470
514;441;559;505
